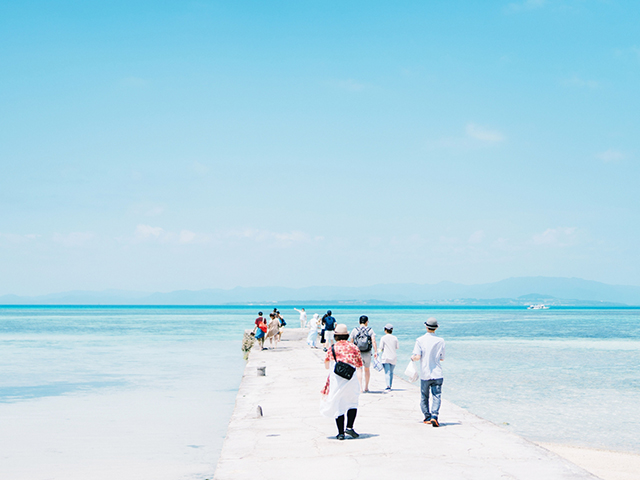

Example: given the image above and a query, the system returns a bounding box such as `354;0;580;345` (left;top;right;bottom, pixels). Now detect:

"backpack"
324;316;336;331
354;326;372;352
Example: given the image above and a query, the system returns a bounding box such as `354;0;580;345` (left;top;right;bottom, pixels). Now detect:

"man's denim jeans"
382;363;395;388
420;378;443;420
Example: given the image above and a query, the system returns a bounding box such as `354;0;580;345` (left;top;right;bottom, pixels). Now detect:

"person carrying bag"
320;324;363;440
332;344;356;379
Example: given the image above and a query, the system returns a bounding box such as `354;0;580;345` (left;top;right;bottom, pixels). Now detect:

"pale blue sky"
1;0;639;295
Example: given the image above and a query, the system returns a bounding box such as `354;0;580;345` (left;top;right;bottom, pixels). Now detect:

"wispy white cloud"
129;225;211;245
466;123;505;143
468;230;485;244
562;75;599;89
178;230;197;244
229;228;323;247
533;227;577;247
133;224;164;243
506;0;546;13
127;225;320;248
0;233;39;244
52;232;95;247
596;149;627;163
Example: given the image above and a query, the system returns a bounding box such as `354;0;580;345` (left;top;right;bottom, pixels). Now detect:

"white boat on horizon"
527;304;549;310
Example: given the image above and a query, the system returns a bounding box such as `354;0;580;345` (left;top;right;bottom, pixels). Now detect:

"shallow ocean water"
366;307;640;453
1;306;639;479
0;307;247;480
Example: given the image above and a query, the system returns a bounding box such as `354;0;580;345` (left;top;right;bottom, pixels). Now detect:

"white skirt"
307;328;318;346
319;361;360;419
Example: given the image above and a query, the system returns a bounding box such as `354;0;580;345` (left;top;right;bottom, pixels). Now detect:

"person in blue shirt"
322;310;337;351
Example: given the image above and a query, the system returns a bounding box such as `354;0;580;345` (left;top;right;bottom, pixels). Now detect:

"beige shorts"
324;330;335;344
360;351;372;368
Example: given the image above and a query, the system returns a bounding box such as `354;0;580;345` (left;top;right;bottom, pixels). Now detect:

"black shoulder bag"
332;344;356;380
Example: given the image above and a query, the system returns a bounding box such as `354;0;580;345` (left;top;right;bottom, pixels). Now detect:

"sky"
1;0;640;295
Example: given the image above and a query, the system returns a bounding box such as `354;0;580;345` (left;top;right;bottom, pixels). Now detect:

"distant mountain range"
2;277;640;306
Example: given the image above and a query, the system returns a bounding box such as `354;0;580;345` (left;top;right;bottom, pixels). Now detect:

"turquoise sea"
1;306;639;479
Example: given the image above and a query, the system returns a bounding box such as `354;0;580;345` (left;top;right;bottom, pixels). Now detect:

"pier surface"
214;329;599;480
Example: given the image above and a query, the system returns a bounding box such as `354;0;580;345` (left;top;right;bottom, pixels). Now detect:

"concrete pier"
214;329;599;480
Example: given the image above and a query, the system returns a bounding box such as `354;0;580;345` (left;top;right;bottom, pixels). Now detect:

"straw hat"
334;324;348;335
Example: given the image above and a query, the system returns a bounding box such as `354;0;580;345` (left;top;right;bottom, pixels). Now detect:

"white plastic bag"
404;360;419;383
372;354;383;372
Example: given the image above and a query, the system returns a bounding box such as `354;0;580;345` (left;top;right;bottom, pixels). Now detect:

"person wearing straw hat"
411;317;445;427
320;324;363;440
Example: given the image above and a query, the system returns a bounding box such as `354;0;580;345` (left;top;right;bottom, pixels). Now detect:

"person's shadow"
418;421;462;427
363;389;408;394
326;433;380;440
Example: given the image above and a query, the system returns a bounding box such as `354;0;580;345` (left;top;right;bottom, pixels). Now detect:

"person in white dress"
378;323;399;391
306;313;320;348
319;324;363;440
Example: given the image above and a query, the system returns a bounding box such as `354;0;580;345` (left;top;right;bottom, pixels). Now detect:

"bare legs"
356;367;371;392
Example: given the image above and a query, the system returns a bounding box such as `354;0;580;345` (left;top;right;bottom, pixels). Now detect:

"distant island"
2;276;640;306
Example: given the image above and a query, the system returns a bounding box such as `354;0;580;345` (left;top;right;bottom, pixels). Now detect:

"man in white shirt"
379;324;399;391
294;308;307;328
411;317;445;427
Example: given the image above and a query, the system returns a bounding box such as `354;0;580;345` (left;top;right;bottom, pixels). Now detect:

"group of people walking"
300;310;398;392
251;308;446;440
301;309;339;351
317;313;445;439
252;309;287;350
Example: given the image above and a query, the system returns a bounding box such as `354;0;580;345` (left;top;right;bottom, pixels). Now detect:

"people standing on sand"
322;310;336;351
307;313;320;348
320;324;363;440
265;313;281;349
379;323;399;391
254;312;267;350
411;317;445;427
294;308;307;328
349;315;377;393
